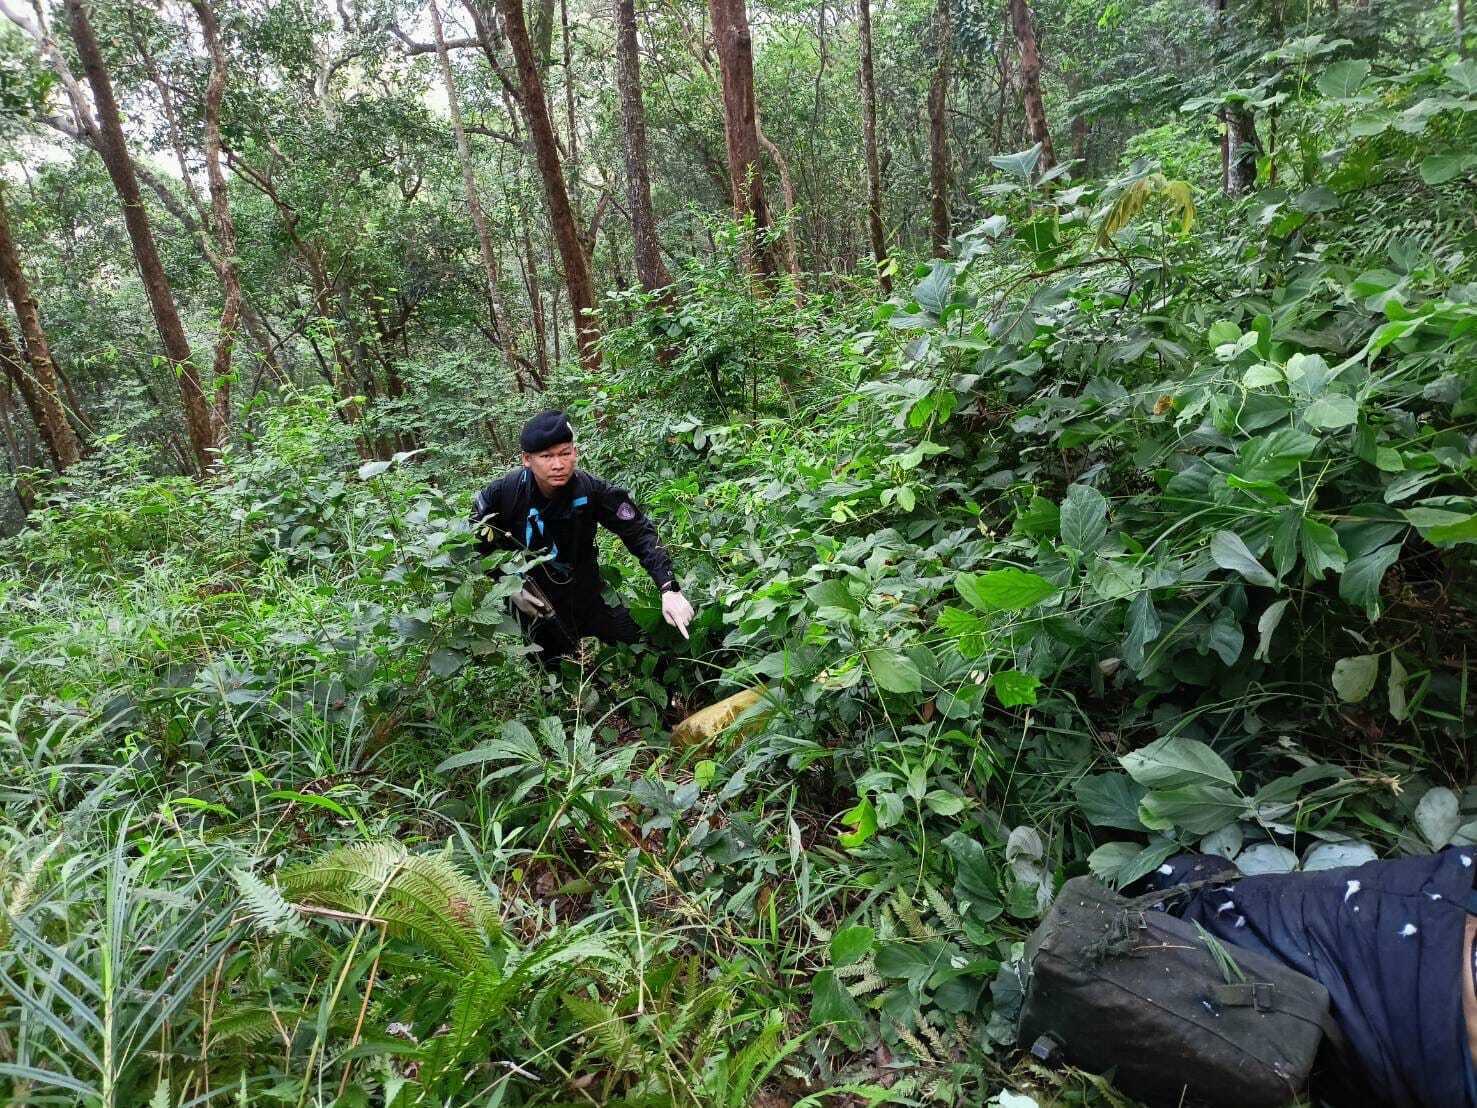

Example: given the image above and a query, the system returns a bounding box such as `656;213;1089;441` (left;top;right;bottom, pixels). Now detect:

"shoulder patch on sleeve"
616;500;637;521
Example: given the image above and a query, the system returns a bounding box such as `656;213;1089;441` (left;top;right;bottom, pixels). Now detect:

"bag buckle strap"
1212;981;1275;1012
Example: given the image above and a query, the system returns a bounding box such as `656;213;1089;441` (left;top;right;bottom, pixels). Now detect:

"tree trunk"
532;0;557;62
0;354;33;515
0;190;82;470
1224;105;1260;195
857;0;890;291
926;0;952;256
432;0;525;386
473;0;602;370
755;112;803;281
612;0;673;293
190;0;240;462
1008;0;1055;172
1458;0;1467;56
708;0;780;276
63;0;216;475
517;177;551;384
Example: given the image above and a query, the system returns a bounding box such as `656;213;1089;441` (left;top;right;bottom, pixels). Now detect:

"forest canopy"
0;0;1474;1104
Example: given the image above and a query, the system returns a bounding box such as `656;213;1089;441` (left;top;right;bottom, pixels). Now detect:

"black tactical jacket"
469;468;675;598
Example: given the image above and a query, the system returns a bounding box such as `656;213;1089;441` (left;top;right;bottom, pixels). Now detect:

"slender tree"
63;0;217;474
431;0;528;387
0;189;82;470
926;0;952;255
189;0;241;456
611;0;672;293
708;0;780;275
472;0;602;370
0;336;32;513
1009;0;1055;172
857;0;890;291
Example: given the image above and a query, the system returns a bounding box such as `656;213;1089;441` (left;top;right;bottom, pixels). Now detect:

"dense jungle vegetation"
1;0;1475;1103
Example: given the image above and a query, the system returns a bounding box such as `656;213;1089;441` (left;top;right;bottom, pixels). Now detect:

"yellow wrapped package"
668;685;770;749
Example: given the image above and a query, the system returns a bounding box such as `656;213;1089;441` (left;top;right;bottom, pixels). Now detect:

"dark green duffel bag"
1018;875;1338;1108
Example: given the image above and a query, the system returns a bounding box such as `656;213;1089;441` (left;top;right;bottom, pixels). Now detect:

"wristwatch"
660;579;681;593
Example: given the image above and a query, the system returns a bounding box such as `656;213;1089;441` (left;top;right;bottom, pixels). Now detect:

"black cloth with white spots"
1133;847;1476;1107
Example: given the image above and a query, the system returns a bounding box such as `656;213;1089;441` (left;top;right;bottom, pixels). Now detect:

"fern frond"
895;1025;937;1064
845;970;885;997
563;991;652;1075
279;841;498;972
231;867;306;938
803;916;833;944
921;882;961;934
208;1004;284;1047
723;1009;785;1107
891;888;935;941
833;958;875;979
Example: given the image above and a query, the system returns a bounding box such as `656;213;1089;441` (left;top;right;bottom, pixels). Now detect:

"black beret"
519;410;575;453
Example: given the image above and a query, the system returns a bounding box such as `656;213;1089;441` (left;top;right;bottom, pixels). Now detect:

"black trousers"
517;591;645;665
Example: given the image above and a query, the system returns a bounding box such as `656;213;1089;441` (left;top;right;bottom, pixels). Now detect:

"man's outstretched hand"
511;586;553;618
661;590;695;639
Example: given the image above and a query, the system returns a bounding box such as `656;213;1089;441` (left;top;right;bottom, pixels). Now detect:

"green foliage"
2;4;1476;1106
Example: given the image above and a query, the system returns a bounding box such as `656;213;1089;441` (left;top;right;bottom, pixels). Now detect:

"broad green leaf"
1445;56;1477;94
428;649;468;678
1331;654;1379;702
1415;786;1461;850
956;568;1058;612
1074;773;1147;831
1207;320;1241;346
992;669;1040;707
1418;154;1477;186
1303;394;1358;429
1388;653;1409;721
830;925;874;967
913;260;956;316
1242;363;1283;388
1059;483;1109;553
1088;837;1178;888
1123;592;1161;670
1254;598;1291;662
1210;531;1278;587
1300;518;1348;578
875;938;948;984
1316;58;1371;98
990;143;1044;181
1139;785;1247;835
1087;841;1139;883
1202;607;1244;666
838;796;877;849
866;648;922;694
1088;557;1142;601
1302;841;1378;871
1016;496;1060;539
1402;507;1477;546
925;790;967;816
942;831;1005;922
1239;429;1317;481
807;578;860;617
809;970;864;1048
1237;843;1298;875
1121;735;1237;790
1339;543;1401;620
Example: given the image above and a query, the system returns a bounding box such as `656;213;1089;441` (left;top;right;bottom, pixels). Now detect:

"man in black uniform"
470;410;695;665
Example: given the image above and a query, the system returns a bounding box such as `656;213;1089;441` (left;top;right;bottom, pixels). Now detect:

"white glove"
511;585;552;618
661;589;695;639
